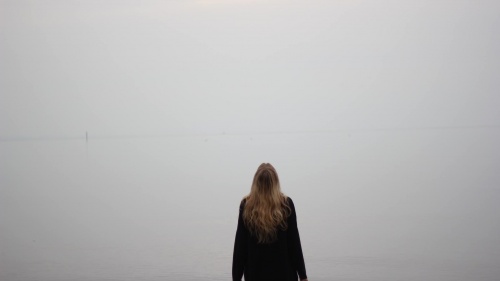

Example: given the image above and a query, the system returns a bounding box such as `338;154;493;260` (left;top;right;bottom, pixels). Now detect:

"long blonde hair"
243;163;291;244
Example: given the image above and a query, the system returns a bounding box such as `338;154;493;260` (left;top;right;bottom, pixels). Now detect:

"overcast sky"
1;0;499;139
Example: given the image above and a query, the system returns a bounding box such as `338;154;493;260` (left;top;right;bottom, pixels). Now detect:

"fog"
2;0;499;138
1;1;499;280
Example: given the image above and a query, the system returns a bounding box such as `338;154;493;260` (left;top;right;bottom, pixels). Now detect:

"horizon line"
1;124;499;142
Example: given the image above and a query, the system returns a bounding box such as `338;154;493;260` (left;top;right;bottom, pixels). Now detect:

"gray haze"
2;0;499;138
1;1;500;280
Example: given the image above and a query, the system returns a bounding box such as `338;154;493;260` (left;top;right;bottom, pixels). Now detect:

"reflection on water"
1;130;500;280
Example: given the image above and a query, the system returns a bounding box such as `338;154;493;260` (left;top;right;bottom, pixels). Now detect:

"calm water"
1;130;500;281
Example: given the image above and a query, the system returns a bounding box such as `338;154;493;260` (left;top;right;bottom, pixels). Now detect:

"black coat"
232;197;307;281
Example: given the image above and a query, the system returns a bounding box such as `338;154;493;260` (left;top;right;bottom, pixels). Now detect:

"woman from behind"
232;163;308;281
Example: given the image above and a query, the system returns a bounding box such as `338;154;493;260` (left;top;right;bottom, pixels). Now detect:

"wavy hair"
243;163;291;244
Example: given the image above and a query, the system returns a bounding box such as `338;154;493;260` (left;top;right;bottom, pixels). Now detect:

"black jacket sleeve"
232;201;247;281
287;198;307;280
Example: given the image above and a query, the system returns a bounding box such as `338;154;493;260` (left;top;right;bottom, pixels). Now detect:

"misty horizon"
1;1;499;280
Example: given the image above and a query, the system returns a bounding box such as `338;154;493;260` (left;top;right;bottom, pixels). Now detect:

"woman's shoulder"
239;196;248;208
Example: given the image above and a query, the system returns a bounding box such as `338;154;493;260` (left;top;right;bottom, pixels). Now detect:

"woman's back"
232;163;308;281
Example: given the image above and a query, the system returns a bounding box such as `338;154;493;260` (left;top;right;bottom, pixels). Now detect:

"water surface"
1;129;499;280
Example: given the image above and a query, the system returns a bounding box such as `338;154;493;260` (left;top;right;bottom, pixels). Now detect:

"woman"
232;163;308;281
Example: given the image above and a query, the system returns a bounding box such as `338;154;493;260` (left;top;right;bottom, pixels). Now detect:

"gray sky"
1;0;499;138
